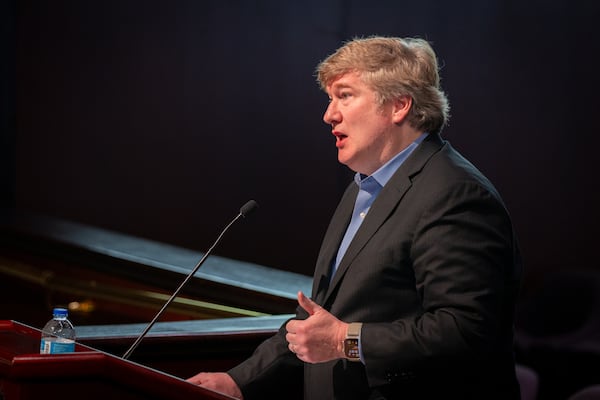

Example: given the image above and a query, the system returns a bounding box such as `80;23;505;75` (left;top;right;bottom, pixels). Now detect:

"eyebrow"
331;83;353;90
328;83;357;96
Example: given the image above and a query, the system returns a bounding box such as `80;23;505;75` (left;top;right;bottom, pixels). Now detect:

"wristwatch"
343;322;362;361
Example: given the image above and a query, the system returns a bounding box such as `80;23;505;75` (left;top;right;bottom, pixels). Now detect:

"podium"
0;320;234;400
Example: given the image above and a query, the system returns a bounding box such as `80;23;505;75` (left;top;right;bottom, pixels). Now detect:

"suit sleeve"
228;310;307;399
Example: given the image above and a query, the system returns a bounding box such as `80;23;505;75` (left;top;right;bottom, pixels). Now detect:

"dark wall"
1;0;16;209
9;0;600;284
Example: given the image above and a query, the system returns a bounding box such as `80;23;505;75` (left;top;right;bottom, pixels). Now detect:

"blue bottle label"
40;338;75;354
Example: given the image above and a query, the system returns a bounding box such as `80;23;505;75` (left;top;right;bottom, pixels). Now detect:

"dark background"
2;0;599;287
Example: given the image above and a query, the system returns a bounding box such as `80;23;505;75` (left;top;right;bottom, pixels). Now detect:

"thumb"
297;291;320;316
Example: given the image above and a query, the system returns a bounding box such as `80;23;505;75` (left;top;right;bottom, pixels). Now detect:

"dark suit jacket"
229;133;523;399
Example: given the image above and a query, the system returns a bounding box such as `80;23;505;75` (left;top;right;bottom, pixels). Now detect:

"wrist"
336;322;348;358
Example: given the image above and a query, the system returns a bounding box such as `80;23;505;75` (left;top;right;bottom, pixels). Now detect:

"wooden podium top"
0;320;235;400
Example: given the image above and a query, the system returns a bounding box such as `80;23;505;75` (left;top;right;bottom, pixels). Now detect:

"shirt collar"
355;132;428;189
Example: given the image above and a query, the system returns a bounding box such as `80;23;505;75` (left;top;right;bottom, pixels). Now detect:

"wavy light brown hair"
316;36;450;135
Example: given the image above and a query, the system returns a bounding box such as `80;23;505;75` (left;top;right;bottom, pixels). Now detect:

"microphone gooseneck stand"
122;200;259;360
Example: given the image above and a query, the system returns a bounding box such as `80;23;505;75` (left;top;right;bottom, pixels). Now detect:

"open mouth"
333;131;347;146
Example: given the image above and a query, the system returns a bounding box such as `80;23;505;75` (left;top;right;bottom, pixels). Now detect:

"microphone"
122;199;259;360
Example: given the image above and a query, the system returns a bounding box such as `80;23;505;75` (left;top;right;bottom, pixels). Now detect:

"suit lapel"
320;133;445;305
311;183;357;304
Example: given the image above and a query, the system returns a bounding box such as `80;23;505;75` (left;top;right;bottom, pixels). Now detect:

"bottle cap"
53;307;68;318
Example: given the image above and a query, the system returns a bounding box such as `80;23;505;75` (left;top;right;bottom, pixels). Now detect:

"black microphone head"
240;200;259;217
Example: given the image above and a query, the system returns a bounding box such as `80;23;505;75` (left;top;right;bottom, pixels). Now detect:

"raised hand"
285;291;348;364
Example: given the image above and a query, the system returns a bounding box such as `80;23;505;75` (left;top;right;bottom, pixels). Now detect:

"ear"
391;95;412;124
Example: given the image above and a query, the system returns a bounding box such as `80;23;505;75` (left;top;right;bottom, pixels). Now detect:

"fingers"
186;372;207;385
286;292;316;334
286;292;328;360
187;372;243;399
288;341;306;361
297;291;320;316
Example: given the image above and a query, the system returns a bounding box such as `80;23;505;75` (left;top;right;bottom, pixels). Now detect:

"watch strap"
347;322;362;338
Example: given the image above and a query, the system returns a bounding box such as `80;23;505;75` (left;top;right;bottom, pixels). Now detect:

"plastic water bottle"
40;307;76;354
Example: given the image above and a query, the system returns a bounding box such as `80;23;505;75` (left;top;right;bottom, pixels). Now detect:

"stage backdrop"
8;0;600;286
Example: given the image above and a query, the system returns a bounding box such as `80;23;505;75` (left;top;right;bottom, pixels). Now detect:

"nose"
323;101;340;126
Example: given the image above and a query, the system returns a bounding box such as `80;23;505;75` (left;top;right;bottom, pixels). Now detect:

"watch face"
344;338;360;359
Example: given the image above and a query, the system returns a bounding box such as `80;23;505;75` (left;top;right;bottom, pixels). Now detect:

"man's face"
323;72;397;175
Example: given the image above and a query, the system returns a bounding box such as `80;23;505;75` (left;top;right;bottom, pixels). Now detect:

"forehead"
326;71;366;92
